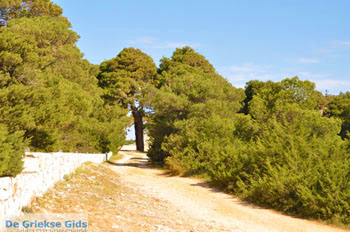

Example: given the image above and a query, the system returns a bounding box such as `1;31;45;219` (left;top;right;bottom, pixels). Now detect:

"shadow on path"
107;160;150;169
130;157;148;161
107;156;161;170
189;182;263;209
108;151;264;211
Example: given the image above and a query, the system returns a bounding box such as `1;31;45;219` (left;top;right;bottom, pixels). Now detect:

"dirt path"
109;148;348;232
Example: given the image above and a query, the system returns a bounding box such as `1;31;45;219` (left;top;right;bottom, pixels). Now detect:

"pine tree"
98;48;157;152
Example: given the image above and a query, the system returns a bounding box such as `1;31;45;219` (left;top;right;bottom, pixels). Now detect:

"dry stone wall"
0;151;112;217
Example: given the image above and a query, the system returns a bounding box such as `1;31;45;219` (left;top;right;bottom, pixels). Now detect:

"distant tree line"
1;0;350;225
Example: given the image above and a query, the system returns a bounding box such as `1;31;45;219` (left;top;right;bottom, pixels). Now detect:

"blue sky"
52;0;350;94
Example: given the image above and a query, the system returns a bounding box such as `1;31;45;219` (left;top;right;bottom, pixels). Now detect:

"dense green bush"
147;47;244;162
0;124;27;177
148;48;350;225
234;107;349;224
0;0;129;176
326;91;350;139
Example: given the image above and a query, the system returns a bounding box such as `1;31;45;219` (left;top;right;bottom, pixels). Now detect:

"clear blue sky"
52;0;350;94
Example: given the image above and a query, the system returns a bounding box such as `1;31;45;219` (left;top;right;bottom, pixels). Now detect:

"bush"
0;124;27;177
162;106;350;224
236;111;350;224
149;70;350;225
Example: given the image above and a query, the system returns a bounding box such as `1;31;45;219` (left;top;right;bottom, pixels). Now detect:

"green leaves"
0;0;129;169
326;91;350;139
148;50;350;224
243;77;323;121
163;46;216;74
0;124;26;177
98;47;158;151
0;0;349;223
147;47;244;162
98;47;157;107
0;0;63;26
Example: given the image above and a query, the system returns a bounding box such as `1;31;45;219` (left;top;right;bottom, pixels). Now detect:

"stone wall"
0;151;112;217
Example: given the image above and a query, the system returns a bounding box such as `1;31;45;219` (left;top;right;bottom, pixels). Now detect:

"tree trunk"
132;108;144;152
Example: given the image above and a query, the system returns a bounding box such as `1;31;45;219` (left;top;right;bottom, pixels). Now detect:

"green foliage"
234;107;350;223
1;0;349;224
92;104;129;153
242;77;323;117
326;91;350;139
0;0;63;27
98;47;157;106
0;0;128;176
147;47;244;162
97;47;157;151
0;124;26;176
148;48;350;225
161;46;216;74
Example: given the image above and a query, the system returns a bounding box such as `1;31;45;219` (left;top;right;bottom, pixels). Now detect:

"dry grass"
31;162;132;231
108;153;123;163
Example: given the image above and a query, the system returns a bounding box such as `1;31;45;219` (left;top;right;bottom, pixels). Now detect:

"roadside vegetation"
0;0;128;176
146;47;350;225
1;0;350;226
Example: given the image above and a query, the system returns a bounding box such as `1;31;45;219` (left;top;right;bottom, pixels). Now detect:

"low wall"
0;151;112;217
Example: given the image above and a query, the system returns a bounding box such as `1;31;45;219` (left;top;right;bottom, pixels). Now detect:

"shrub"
0;124;27;177
149;69;350;224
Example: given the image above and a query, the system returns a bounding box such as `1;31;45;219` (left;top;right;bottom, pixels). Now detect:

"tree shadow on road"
108;151;264;211
189;182;264;209
107;158;162;170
